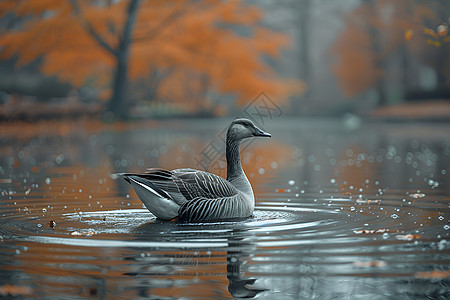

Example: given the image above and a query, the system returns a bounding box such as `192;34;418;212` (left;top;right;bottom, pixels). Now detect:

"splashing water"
0;119;449;299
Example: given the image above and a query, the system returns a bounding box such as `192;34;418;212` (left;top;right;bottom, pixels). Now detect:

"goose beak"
254;128;271;137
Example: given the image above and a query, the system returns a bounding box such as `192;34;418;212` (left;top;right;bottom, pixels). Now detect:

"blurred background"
1;2;449;298
0;0;449;121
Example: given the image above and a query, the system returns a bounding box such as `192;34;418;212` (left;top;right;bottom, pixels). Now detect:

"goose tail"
112;173;180;220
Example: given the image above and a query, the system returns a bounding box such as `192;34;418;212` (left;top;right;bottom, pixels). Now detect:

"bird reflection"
227;233;266;298
125;221;266;298
227;256;263;298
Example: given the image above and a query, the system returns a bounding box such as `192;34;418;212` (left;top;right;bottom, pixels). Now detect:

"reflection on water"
0;118;449;299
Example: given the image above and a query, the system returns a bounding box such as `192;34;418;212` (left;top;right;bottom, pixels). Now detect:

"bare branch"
69;0;117;56
132;7;184;43
119;0;141;49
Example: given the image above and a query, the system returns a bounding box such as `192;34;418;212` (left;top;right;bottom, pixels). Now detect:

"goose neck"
226;138;244;180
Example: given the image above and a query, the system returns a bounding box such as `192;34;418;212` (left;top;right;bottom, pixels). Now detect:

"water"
0;118;449;299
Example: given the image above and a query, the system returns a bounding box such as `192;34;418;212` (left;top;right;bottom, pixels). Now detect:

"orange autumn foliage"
0;0;303;108
332;12;382;98
332;0;446;98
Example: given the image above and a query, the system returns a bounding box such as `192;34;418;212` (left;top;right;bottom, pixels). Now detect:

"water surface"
0;118;449;299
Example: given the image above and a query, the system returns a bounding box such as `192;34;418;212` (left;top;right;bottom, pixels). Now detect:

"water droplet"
438;240;447;250
42;208;47;212
288;180;295;186
258;168;265;175
350;206;355;211
48;221;57;228
330;178;336;184
391;214;399;219
37;223;42;228
345;149;353;157
45;178;51;185
55;155;63;164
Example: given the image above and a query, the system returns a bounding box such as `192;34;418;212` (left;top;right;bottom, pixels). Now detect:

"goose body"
116;118;271;222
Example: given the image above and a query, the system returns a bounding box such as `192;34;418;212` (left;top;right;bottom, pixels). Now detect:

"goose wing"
117;168;244;221
118;168;238;203
117;168;185;205
171;168;238;200
171;169;246;222
178;195;244;222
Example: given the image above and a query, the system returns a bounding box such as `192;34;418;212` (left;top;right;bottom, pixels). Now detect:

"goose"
114;118;271;222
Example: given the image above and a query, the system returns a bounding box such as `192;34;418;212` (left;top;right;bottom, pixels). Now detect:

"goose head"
227;118;271;142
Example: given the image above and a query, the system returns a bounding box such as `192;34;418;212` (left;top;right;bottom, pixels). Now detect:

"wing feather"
196;200;210;221
172;169;238;201
117;168;244;221
179;195;245;222
116;169;186;204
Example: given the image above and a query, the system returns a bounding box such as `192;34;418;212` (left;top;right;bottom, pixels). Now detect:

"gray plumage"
115;118;271;222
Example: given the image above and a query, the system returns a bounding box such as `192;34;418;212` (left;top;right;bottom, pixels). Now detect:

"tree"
0;0;303;118
332;0;450;105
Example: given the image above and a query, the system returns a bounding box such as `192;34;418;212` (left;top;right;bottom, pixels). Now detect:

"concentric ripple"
1;119;449;299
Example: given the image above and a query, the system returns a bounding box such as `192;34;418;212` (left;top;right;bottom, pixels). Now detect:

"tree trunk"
299;0;311;87
292;0;311;114
108;52;129;118
107;0;141;119
364;0;386;106
400;45;409;95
